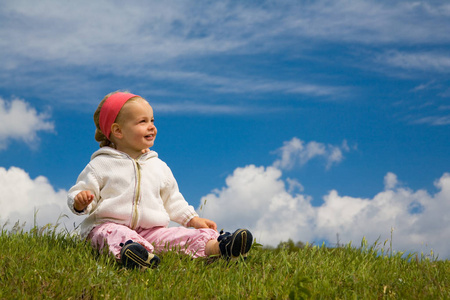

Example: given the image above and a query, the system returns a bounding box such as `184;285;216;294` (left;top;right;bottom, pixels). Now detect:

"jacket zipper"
130;159;142;230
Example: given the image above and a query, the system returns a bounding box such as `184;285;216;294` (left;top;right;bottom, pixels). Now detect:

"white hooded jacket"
67;147;198;238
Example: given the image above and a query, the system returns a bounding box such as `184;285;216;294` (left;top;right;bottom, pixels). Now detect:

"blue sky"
1;1;449;258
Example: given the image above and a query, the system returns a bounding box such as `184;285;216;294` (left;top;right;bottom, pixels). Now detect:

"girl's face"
113;98;157;158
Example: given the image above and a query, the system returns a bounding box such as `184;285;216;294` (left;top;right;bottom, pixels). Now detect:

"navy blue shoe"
119;240;160;270
218;229;253;260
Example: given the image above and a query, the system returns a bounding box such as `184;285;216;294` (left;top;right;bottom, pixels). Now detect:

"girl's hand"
188;217;217;231
74;190;94;212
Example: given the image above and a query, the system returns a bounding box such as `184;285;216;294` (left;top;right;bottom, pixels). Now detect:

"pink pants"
88;222;220;259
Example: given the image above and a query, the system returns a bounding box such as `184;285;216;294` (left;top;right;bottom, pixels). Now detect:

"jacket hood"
91;147;158;161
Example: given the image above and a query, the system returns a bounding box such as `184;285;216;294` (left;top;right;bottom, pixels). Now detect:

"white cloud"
380;51;450;73
0;97;54;150
384;172;399;190
315;173;450;258
412;115;450;126
0;167;83;232
0;1;247;68
154;102;250;115
198;165;316;243
1;0;448;114
2;1;449;67
200;164;450;259
297;1;450;45
272;137;351;170
1;1;449;82
147;69;344;98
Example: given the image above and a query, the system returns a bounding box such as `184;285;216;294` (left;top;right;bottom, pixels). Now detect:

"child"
67;91;253;269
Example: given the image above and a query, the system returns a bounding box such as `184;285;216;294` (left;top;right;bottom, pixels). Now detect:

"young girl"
68;91;252;269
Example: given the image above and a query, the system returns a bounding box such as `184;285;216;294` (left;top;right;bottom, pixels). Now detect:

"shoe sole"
122;243;160;270
229;229;253;260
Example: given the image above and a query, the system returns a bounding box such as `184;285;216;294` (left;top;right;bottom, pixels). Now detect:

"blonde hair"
93;91;142;148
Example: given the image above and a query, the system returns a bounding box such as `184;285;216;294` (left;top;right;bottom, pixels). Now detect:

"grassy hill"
1;226;448;299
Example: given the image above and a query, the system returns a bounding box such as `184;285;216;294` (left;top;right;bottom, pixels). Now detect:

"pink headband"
99;92;139;139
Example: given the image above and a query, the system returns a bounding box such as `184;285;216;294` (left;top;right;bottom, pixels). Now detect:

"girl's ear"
110;123;123;139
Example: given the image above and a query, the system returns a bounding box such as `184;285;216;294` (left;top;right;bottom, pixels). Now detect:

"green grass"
0;226;449;299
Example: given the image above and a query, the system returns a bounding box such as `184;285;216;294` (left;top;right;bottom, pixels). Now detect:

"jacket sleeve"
160;164;198;226
67;163;101;215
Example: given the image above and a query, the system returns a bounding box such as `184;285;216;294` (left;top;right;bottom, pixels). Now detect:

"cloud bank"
0;167;83;232
200;139;450;259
